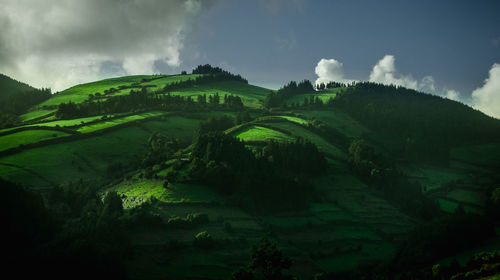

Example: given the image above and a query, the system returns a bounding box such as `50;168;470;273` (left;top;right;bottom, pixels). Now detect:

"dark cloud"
0;0;218;90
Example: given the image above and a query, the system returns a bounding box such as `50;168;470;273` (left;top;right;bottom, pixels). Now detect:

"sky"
1;0;500;117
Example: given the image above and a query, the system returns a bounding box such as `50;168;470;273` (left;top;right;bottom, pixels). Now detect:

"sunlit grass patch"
77;111;164;133
234;125;294;142
19;109;56;122
0;130;70;151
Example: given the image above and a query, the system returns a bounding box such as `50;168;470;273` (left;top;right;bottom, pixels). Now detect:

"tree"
232;237;293;280
102;191;123;219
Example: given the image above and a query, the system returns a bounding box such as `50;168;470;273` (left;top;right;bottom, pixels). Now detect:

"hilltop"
1;65;500;279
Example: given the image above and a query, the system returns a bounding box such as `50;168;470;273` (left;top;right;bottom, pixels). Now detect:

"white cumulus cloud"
0;0;217;91
314;58;348;86
369;55;422;90
472;63;500;119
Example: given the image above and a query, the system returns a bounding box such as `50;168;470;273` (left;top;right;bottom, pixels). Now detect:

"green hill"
2;70;500;279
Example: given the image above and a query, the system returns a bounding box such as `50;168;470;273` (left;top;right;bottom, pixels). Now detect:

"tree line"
264;80;314;107
56;90;244;119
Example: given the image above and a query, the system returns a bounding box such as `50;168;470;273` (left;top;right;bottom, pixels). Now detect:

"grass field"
167;81;269;108
19;109;56;122
234;125;294;142
450;143;500;168
301;109;369;138
261;121;346;159
401;165;466;192
39;75;163;106
35;74;266;109
113;179;225;208
0;130;70;152
0;115;112;133
0;115;205;189
76;111;164;133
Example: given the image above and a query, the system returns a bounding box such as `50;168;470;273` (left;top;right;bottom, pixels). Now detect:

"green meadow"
168;81;270;108
0;130;70;152
234;125;294;142
39;75;161;106
19;109;56;122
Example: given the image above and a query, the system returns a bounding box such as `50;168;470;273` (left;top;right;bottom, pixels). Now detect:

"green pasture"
0;115;111;133
141;74;203;88
167;81;269;108
0;130;70;152
401;165;466;192
0;116;204;189
436;198;483;215
234;125;294;142
301;109;369;138
113;180;224;208
39;75;162;106
263;121;346;158
451;143;500;168
76;111;164;133
19;109;56;122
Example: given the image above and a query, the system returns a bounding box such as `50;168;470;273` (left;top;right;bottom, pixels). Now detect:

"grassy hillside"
39;75;164;106
2;73;500;280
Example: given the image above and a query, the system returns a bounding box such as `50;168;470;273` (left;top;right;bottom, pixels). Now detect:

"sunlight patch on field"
234;125;294;142
0;130;70;151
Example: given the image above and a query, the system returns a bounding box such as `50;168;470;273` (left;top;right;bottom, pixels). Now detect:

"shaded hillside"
0;74;52;128
0;73;35;100
332;82;500;164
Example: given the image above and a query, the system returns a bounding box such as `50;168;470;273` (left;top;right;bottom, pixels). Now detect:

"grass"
451;143;500;168
36;75;268;109
113;179;224;208
234;125;294;142
39;75;162;106
301;109;369;138
76;111;164;133
168;81;270;108
141;74;204;88
0;130;70;152
436;198;483;215
19;109;56;122
0;115;111;133
262;121;346;159
401;165;466;192
445;189;485;206
0;116;204;190
274;115;309;125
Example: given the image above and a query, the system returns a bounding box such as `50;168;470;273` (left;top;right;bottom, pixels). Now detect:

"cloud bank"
472;63;500;119
0;0;216;91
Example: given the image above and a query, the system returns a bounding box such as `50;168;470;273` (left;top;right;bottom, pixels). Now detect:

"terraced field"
19;109;56;122
39;75;162;106
76;111;165;133
167;81;269;108
0;130;71;152
0;115;204;190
